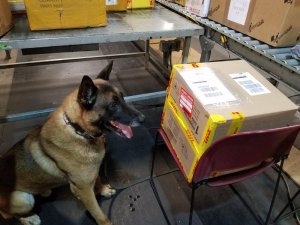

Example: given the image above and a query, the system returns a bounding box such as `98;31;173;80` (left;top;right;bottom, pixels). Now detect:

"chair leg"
273;189;300;223
150;131;160;178
264;159;285;225
149;130;172;225
189;183;196;225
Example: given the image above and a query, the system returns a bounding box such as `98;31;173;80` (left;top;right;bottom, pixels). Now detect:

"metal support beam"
182;36;191;63
200;35;215;62
5;50;11;60
0;91;166;123
0;52;145;70
145;39;150;70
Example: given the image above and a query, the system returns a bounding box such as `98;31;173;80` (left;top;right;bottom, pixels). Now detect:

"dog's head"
76;61;145;139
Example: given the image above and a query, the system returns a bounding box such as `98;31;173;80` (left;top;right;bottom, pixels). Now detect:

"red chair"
150;124;300;225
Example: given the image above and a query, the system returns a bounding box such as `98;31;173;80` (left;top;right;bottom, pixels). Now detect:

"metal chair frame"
150;124;300;225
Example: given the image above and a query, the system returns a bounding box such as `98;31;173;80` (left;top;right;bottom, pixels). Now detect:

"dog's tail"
97;60;113;80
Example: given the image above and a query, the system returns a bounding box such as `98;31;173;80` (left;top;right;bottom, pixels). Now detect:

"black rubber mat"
105;125;154;189
104;105;179;189
100;180;169;225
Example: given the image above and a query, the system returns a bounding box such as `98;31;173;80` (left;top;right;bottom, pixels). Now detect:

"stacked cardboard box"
127;0;154;9
0;0;13;36
24;0;107;30
175;0;186;6
208;0;300;47
107;0;127;11
162;60;298;182
185;0;210;17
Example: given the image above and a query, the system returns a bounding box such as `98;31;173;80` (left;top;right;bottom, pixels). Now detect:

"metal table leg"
145;39;150;70
5;50;11;60
200;35;214;62
182;36;191;64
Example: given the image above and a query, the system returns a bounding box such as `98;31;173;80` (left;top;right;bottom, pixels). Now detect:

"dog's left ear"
78;75;98;109
97;60;113;80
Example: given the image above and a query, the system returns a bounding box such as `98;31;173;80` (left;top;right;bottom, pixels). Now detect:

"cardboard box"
0;0;13;36
163;60;298;181
127;0;154;9
24;0;107;30
8;0;25;13
185;0;210;17
207;0;228;24
162;97;199;182
208;0;300;47
175;0;186;6
107;0;127;11
168;61;298;143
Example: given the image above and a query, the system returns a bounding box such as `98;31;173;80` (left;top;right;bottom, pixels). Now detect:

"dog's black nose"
130;114;145;127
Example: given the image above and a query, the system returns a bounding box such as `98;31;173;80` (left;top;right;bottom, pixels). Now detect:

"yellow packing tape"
164;96;227;182
227;112;246;135
199;114;227;152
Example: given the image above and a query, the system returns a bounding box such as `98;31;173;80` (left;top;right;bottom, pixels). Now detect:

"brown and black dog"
0;61;145;225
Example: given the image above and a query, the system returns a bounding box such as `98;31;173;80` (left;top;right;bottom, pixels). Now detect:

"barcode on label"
198;86;224;98
238;80;265;94
230;72;270;96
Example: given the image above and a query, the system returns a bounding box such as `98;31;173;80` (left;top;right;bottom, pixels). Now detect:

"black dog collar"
63;112;103;141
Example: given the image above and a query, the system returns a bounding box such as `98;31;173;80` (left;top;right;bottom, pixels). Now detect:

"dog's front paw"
100;184;116;198
19;214;41;225
101;218;113;225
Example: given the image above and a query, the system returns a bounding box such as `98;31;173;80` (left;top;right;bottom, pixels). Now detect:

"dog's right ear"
77;75;98;109
97;61;113;80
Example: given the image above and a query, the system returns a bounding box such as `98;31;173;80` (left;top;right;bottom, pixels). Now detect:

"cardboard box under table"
0;0;13;36
107;0;127;11
162;60;298;182
127;0;154;9
208;0;300;47
24;0;107;30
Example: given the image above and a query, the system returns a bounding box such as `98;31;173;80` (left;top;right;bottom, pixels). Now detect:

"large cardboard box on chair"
162;60;298;181
24;0;107;30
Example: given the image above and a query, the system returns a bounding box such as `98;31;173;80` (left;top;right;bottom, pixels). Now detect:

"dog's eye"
113;96;119;102
110;96;119;109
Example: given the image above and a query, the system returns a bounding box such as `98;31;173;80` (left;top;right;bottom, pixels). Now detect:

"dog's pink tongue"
115;122;133;138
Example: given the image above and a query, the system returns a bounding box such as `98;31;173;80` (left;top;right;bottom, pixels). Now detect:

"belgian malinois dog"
0;61;145;225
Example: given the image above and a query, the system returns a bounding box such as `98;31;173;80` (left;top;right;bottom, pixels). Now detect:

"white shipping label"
180;68;237;105
106;0;118;5
227;0;250;25
230;72;271;96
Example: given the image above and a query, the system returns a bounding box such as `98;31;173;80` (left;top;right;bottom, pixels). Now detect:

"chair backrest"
193;124;300;186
